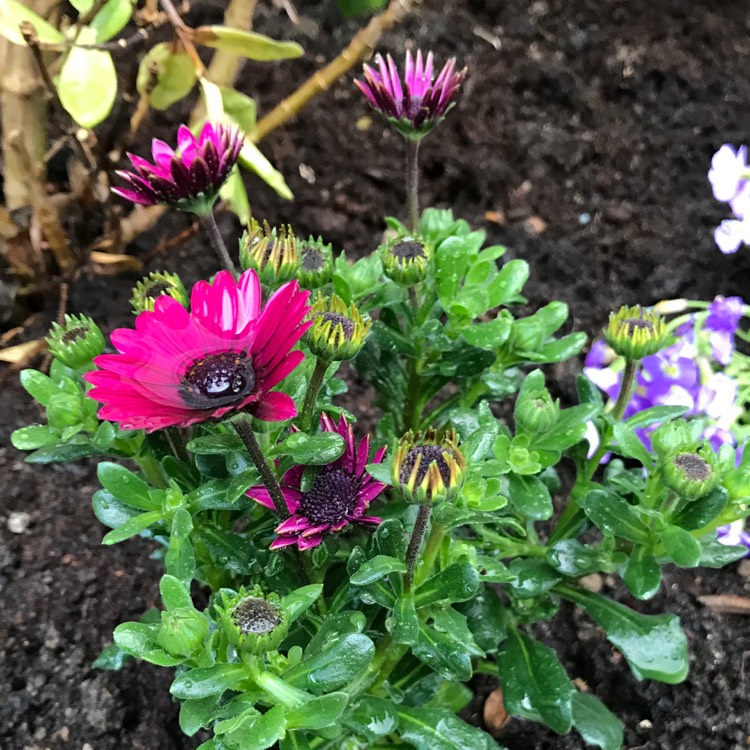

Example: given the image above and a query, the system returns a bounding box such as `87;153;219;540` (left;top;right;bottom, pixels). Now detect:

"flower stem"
300;357;329;432
233;415;289;518
405;138;421;233
404;503;432;592
202;211;237;275
412;520;446;589
611;357;638;423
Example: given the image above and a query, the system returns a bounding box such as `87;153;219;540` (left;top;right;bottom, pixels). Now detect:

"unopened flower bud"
662;447;719;500
306;294;370;361
157;607;209;657
297;236;333;289
215;587;289;655
131;271;188;314
240;220;299;286
46;314;105;369
393;428;465;504
515;390;559;434
381;235;431;286
604;305;670;360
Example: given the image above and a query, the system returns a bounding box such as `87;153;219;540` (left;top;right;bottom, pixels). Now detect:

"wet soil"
3;0;750;748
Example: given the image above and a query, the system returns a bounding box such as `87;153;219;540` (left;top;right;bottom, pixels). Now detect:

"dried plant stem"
251;0;418;143
233;416;289;518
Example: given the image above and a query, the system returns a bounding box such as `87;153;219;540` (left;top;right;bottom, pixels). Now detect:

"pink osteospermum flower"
84;270;311;431
112;122;243;214
248;414;389;550
355;49;466;139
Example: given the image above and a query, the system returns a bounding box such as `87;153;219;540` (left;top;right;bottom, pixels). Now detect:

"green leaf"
285;692;348;730
546;540;603;577
571;692;624;750
112;622;183;666
508;559;562;599
179;695;221;736
90;0;132;41
351;555;407;586
160;574;193;611
459;589;508;654
285;633;375;694
92;489;140;529
558;585;688;683
239;140;293;200
281;431;346;465
413;620;473;681
187;434;244;454
432;504;507;529
221;87;257;132
346;695;399;741
672;487;727;531
102;510;163;544
20;369;60;405
136;43;196;110
194;25;303;60
697;537;749;568
612;422;651;466
11;425;61;450
46;393;83;428
486;259;530;307
387;595;419;645
170;664;247;699
281;584;323;623
533;404;599;451
0;0;65;44
625;405;689;430
337;0;388;18
623;546;661;600
507;474;553;520
435;237;472;307
462;315;512;350
58;35;117;128
660;524;701;568
165;508;195;584
580;489;650;543
219;167;251;224
397;706;503;750
305;611;365;654
413;563;479;608
91;641;130;671
496;627;574;733
198;527;253;574
98;462;156;510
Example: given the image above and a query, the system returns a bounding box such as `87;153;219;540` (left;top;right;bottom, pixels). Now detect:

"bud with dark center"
306;294;370;361
604;305;670;360
297;236;334;289
46;314;105;369
215;586;289;655
663;446;720;501
394;428;466;504
131;271;188;314
239;220;299;287
381;235;432;286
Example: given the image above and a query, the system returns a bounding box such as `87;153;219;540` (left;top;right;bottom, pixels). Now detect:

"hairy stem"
404;503;432;591
405;138;420;233
412;520;446;588
300;357;329;432
202;212;237;274
233;416;289;518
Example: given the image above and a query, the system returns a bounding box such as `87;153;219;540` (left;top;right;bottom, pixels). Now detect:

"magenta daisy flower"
355;49;466;139
112;122;243;214
248;414;388;550
84;270;311;431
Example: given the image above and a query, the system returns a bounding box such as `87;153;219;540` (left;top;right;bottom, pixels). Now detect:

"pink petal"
247;487;276;509
151;139;175;171
270;536;299;550
275;515;313;533
249;391;298;421
297;534;323;550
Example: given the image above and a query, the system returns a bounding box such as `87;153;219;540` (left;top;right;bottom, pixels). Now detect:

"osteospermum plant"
11;47;750;750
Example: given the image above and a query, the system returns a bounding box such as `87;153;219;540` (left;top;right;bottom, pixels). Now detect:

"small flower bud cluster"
240;220;299;285
46;314;105;369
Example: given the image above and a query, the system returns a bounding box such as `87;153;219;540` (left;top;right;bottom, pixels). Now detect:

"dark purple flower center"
624;318;654;334
314;312;355;341
400;445;452;487
673;453;712;482
233;597;280;634
300;246;325;272
391;240;426;267
61;326;88;344
180;351;256;409
299;469;360;525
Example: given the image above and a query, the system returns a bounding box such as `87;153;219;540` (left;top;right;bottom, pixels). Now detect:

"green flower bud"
240;220;299;286
131;271;188;314
297;236;333;289
515;390;559;434
381;235;431;287
214;586;289;655
662;446;719;500
157;607;209;657
393;428;466;505
604;305;670;360
305;294;371;361
46;314;105;369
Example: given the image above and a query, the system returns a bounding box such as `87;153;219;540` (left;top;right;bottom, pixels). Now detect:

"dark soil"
3;0;750;748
